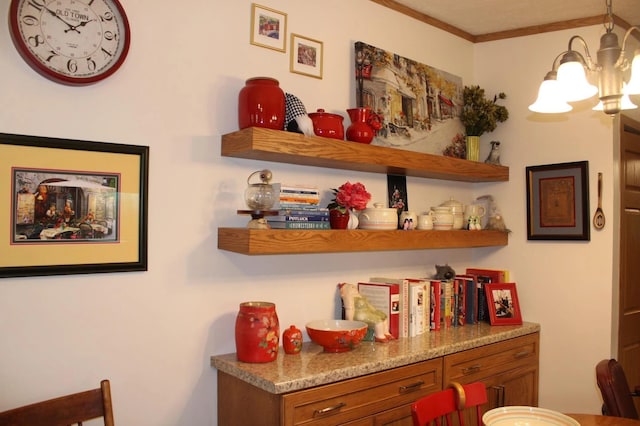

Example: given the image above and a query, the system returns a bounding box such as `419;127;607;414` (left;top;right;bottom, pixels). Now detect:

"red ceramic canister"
308;109;344;140
235;301;280;363
238;77;286;130
282;325;303;355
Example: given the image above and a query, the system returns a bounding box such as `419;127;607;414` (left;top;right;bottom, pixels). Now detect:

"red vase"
329;209;349;229
282;325;303;355
238;77;285;130
235;302;279;363
346;107;375;144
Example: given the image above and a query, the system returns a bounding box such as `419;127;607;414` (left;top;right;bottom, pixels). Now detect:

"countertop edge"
211;322;540;394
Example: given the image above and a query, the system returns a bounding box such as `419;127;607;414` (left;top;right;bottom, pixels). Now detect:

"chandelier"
529;0;640;115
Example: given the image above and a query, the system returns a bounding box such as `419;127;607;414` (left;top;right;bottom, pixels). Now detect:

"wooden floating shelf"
218;228;508;255
221;127;509;182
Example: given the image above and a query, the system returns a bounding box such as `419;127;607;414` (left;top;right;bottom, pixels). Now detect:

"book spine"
277;208;329;216
269;215;329;222
268;221;330;229
455;278;466;326
442;280;453;328
430;280;441;331
476;275;492;322
461;277;478;325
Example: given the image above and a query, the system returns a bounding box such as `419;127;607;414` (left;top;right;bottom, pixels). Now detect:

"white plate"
483;406;580;426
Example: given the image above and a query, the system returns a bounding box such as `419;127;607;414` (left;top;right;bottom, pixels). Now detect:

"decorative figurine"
339;283;394;342
433;264;456;280
484;141;501;165
285;93;314;136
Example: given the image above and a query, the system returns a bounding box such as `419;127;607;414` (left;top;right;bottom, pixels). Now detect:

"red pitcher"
346;107;380;144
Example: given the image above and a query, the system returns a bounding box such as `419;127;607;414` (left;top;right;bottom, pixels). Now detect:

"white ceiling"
390;0;640;37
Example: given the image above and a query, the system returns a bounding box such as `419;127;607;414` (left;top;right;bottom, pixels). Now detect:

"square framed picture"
526;161;590;241
290;33;323;79
250;3;287;52
485;283;523;326
0;133;149;278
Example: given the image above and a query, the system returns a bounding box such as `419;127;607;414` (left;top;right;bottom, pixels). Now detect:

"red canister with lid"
308;109;344;140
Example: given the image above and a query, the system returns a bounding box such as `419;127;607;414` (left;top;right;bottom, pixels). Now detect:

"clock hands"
64;19;95;33
42;6;81;34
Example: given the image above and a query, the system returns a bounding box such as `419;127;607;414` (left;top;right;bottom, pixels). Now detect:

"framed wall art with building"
0;133;149;278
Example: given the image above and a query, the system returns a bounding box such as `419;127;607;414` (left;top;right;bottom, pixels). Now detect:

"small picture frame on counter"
485;282;523;326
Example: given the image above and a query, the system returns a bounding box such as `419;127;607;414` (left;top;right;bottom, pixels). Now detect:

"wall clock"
9;0;131;86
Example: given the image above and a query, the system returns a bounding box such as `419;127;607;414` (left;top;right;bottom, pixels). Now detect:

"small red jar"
308;109;344;140
238;77;286;130
282;325;303;355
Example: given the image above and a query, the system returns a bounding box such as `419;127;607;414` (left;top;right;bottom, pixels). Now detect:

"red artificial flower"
328;181;371;212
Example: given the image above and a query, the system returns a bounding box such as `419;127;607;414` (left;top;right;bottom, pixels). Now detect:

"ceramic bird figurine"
485;141;501;165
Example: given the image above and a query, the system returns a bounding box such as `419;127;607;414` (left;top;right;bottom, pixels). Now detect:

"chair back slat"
0;379;114;426
596;359;639;420
412;381;488;426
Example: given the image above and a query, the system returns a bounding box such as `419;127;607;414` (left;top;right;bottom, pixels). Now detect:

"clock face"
9;0;131;85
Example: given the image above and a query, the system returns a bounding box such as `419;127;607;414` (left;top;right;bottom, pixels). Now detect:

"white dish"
483;406;580;426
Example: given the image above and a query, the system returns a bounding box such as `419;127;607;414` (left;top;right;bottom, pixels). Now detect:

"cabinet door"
486;365;539;408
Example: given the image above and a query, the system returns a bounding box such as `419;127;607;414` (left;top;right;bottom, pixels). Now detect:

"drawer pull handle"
399;380;425;393
314;402;346;417
462;364;481;374
514;350;530;359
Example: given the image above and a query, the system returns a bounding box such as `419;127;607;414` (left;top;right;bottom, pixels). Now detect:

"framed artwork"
250;3;287;52
290;33;323;79
526;161;590;241
387;174;408;213
485;283;523;326
354;41;464;156
0;133;149;278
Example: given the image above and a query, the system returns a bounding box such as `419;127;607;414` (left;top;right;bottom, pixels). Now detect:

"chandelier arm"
567;35;596;70
617;26;640;68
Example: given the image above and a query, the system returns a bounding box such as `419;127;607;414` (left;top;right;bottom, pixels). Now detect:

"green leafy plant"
460;85;509;136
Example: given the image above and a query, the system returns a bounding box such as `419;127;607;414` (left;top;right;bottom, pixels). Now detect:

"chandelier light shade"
529;0;640;116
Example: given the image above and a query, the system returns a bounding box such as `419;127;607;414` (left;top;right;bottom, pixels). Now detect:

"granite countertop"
211;321;540;394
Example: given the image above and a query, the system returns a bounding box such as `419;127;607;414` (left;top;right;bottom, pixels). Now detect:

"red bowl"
306;320;368;353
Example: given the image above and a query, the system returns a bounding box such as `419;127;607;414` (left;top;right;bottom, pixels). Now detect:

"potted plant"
460;85;508;161
327;181;371;229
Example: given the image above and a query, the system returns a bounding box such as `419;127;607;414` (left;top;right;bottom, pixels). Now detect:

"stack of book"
266;184;329;229
267;207;330;229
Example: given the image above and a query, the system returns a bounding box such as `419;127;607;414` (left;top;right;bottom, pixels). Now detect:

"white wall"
0;0;632;423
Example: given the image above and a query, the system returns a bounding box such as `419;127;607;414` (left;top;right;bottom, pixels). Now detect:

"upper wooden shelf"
221;127;509;182
218;228;508;255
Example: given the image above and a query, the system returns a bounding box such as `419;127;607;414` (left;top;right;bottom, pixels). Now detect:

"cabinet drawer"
444;333;539;384
283;358;442;425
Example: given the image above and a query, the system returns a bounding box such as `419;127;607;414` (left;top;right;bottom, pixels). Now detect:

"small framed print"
250;3;287;52
526;161;590;241
485;283;523;326
290;33;323;79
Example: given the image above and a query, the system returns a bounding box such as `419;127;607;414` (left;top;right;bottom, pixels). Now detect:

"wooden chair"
412;381;488;426
0;379;114;425
596;359;640;419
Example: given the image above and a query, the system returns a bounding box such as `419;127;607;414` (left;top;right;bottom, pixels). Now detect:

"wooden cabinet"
444;333;540;425
218;128;510;255
219;358;442;426
216;332;539;426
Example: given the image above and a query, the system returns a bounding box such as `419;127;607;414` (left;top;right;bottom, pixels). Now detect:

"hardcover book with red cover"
357;282;400;339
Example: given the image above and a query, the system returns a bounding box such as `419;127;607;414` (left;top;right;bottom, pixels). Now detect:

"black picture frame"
526;161;589;241
0;133;149;278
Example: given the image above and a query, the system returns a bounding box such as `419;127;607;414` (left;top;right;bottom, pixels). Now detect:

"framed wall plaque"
526;161;589;241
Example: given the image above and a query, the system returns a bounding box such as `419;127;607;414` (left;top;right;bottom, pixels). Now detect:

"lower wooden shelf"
217;228;508;255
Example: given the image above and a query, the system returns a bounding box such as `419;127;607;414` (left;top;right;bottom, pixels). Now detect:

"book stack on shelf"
343;267;511;340
267;184;329;229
